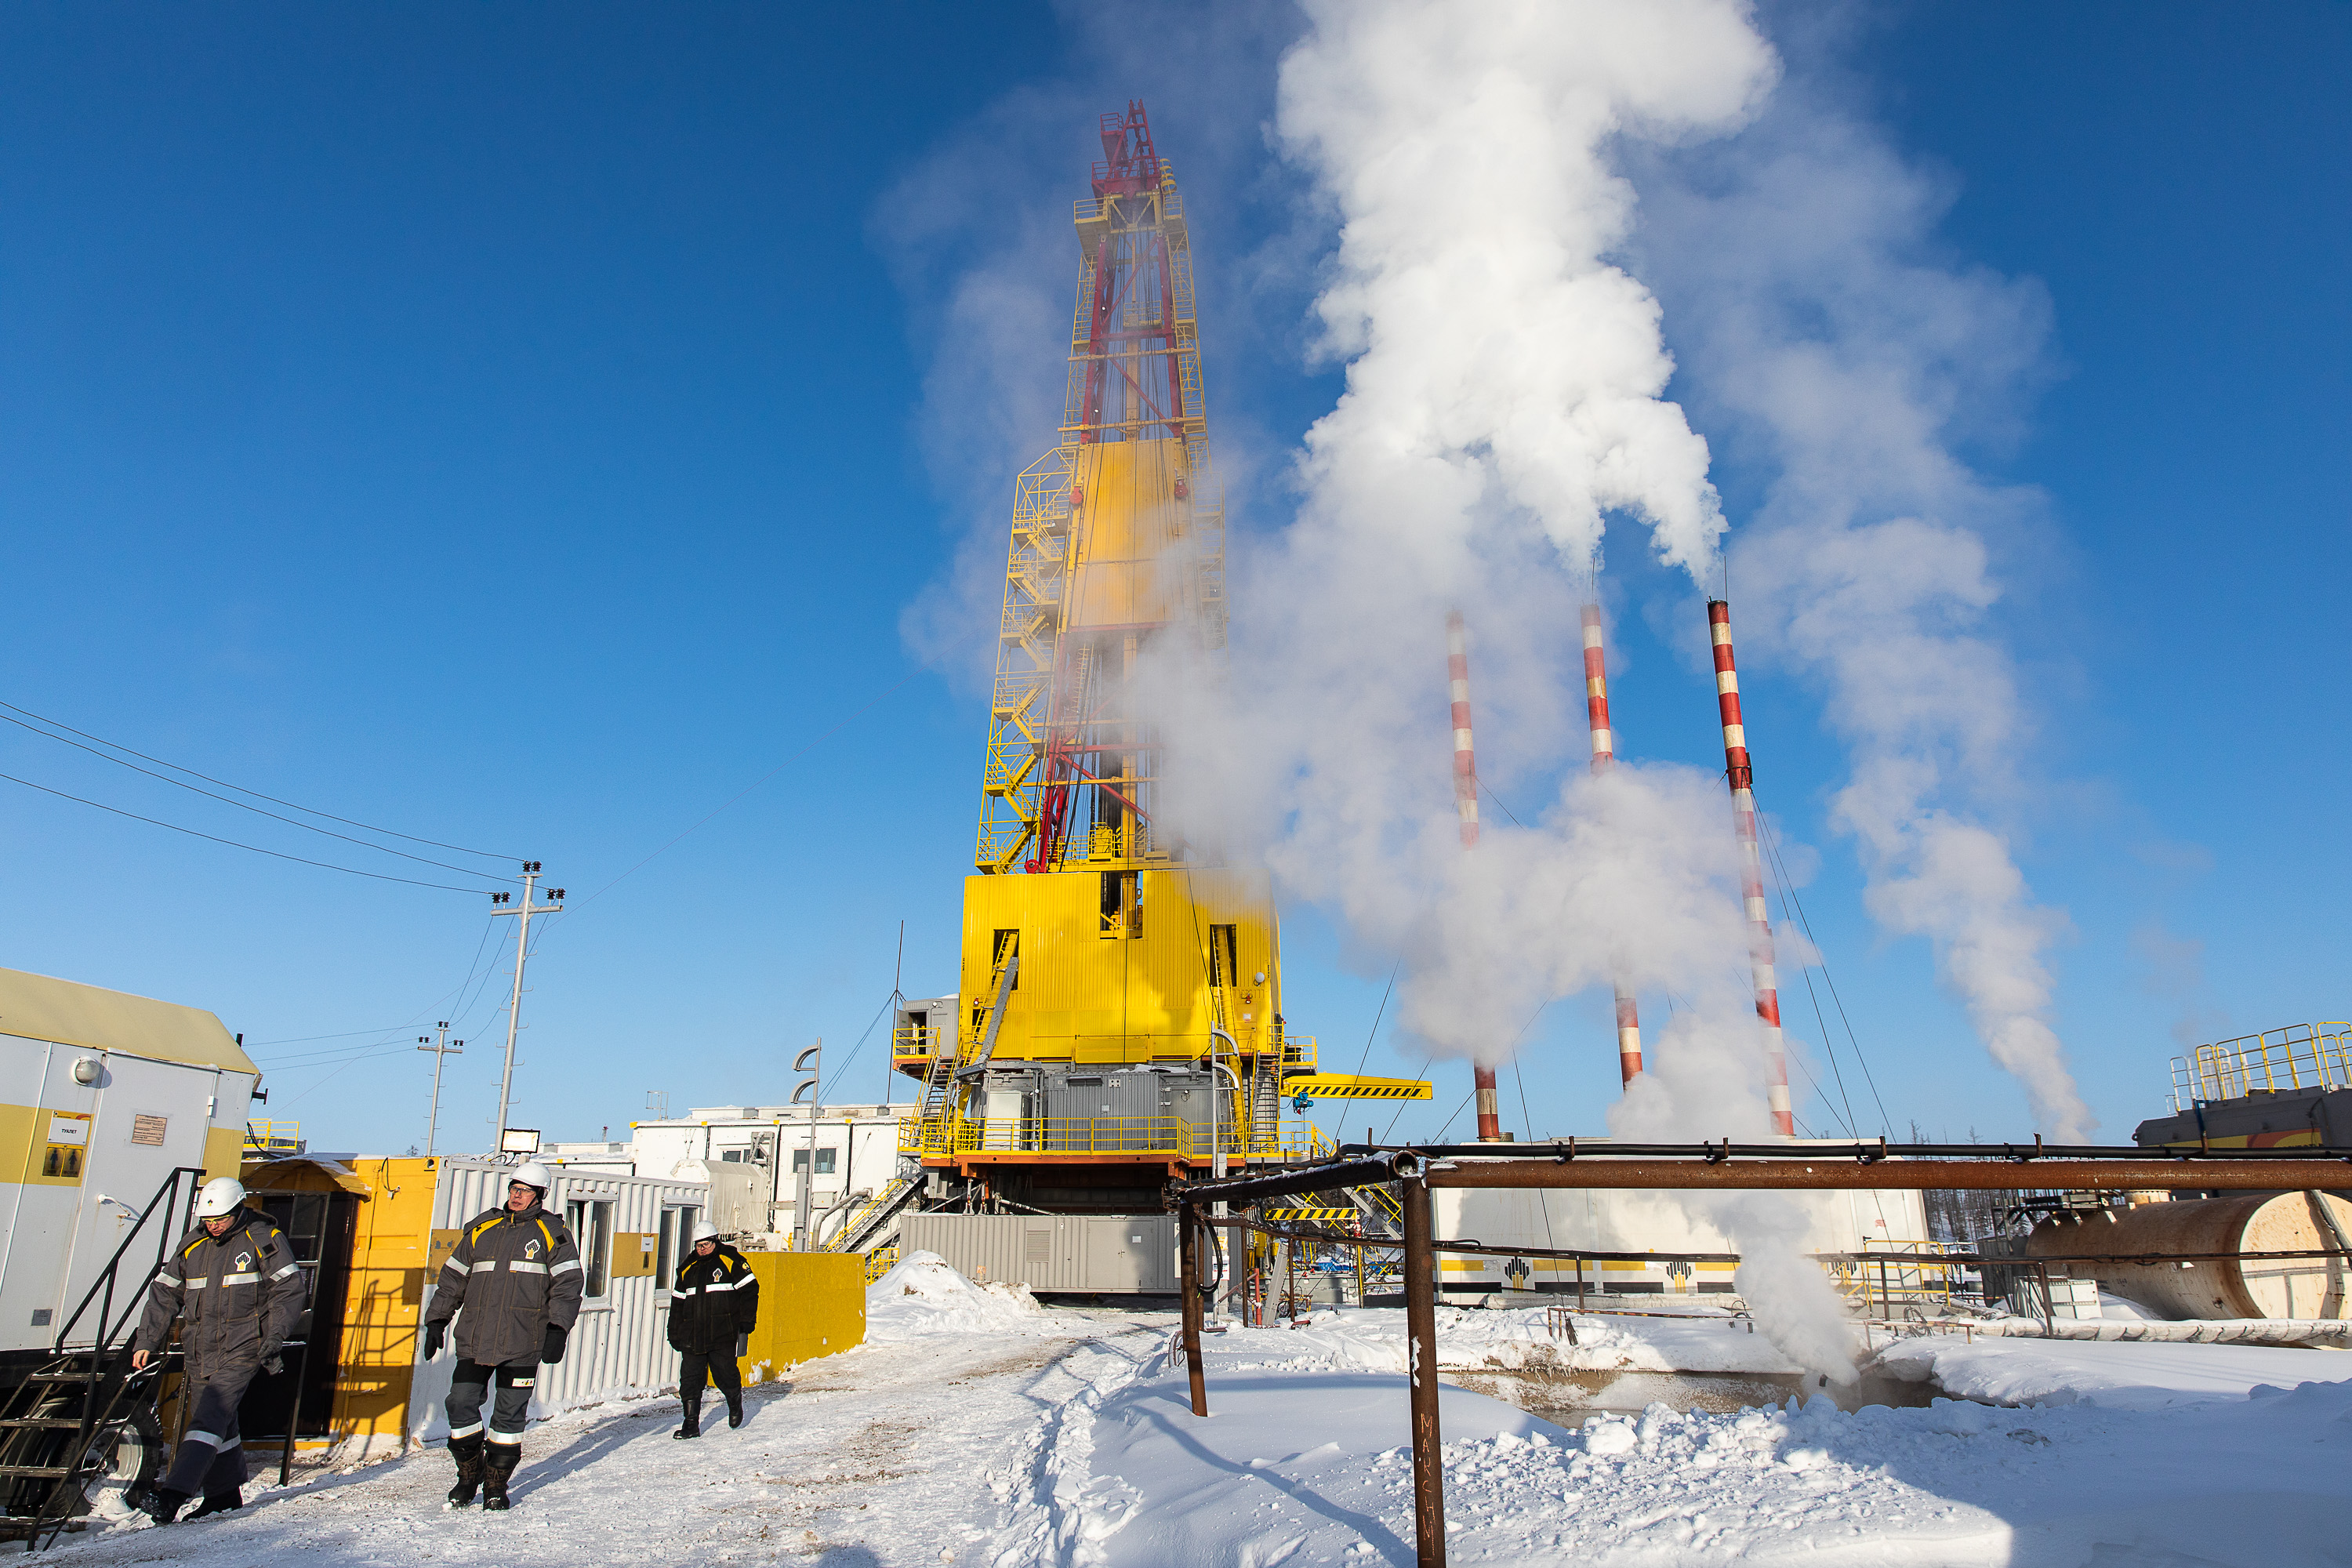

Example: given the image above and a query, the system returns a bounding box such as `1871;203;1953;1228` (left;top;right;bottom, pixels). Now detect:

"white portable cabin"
0;967;255;1367
406;1158;710;1444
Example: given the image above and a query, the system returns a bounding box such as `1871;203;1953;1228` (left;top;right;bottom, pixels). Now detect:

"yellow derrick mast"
894;104;1424;1213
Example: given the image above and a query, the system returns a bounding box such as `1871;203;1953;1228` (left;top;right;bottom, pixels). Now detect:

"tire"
71;1405;162;1522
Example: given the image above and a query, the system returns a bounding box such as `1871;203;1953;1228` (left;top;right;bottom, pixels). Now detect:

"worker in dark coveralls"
420;1161;582;1511
130;1176;305;1525
667;1221;760;1438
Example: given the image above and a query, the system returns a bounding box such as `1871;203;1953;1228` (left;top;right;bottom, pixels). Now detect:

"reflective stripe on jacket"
133;1214;304;1379
666;1243;758;1353
425;1203;585;1367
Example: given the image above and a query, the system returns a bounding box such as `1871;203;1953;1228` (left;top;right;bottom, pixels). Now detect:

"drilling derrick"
893;104;1425;1221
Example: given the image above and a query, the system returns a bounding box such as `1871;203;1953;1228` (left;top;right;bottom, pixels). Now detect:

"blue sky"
0;3;2343;1156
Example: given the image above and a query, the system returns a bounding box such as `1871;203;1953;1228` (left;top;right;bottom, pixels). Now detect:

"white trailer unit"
0;967;255;1377
407;1159;710;1443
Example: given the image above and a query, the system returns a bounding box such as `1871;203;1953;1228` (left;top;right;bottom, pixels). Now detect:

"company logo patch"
235;1253;252;1272
524;1240;542;1261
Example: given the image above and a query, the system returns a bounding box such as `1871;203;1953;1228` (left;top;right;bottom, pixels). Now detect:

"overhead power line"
0;771;498;894
0;710;514;881
0;698;518;861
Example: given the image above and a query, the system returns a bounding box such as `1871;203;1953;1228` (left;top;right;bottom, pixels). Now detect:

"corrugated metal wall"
901;1213;1178;1293
408;1159;706;1440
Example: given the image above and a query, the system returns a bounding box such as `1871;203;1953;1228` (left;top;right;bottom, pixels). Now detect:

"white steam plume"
1178;0;1781;1096
1628;26;2095;1138
1276;0;1765;584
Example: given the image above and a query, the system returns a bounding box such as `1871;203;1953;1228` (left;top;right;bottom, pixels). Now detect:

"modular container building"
237;1156;866;1465
0;966;255;1384
900;1212;1180;1294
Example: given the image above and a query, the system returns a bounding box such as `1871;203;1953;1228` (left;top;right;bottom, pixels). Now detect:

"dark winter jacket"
133;1213;305;1381
666;1243;759;1354
425;1203;584;1367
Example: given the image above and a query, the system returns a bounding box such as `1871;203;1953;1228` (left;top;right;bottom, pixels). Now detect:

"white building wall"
614;1104;910;1248
408;1159;706;1439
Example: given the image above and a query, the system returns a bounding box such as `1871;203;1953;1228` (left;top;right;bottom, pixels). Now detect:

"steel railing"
2170;1022;2352;1109
897;1112;1330;1162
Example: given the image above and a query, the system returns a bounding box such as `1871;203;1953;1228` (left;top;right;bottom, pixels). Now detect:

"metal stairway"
826;1172;924;1256
0;1166;204;1548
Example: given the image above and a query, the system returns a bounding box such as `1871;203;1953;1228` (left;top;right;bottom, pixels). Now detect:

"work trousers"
161;1370;252;1498
448;1359;539;1450
678;1350;741;1402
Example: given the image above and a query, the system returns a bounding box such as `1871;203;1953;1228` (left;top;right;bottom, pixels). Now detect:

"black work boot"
673;1397;702;1439
187;1488;243;1519
481;1443;518;1512
445;1432;485;1507
724;1390;744;1429
141;1486;191;1526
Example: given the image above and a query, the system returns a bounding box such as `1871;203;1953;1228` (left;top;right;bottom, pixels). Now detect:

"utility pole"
790;1042;821;1250
488;863;564;1153
418;1022;464;1158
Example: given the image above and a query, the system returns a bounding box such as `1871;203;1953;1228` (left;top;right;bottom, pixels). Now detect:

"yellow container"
736;1251;866;1383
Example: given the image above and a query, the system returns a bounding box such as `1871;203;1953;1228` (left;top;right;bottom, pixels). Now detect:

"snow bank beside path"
1018;1347;2352;1567
865;1249;1087;1342
1203;1302;1821;1376
1871;1333;2352;1410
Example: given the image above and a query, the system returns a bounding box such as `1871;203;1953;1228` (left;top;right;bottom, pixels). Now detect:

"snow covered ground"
51;1255;2352;1566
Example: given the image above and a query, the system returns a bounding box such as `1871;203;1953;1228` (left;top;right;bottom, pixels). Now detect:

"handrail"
54;1166;205;1353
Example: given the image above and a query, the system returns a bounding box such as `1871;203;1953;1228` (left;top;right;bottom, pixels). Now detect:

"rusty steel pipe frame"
1171;1146;2352;1568
1338;1138;2352;1162
1400;1178;1445;1567
1581;601;1645;1087
1420;1157;2352;1192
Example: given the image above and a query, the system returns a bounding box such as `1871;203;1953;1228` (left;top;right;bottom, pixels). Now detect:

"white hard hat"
691;1221;720;1243
510;1160;553;1193
195;1176;247;1218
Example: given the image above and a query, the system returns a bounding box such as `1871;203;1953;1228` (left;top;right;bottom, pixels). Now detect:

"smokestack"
1446;612;1479;851
1709;600;1794;1136
1582;602;1644;1088
1446;610;1504;1142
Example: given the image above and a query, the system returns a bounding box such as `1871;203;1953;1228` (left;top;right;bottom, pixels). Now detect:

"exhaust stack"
1708;600;1795;1137
1581;602;1644;1087
1446;610;1504;1142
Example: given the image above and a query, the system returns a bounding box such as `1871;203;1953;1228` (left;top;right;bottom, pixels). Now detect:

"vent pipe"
1708;600;1794;1137
1582;602;1644;1088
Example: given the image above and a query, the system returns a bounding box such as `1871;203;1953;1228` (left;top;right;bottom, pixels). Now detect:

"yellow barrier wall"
737;1251;865;1383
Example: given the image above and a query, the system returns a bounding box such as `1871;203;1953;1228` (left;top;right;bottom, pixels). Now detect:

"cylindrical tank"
2027;1191;2352;1320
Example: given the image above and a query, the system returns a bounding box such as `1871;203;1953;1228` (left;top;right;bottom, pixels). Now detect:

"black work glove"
423;1320;446;1361
735;1332;749;1359
542;1325;568;1364
261;1344;285;1376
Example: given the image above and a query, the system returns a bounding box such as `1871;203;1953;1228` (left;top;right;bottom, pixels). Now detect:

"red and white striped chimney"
1446;612;1479;851
1446;610;1504;1142
1581;603;1644;1087
1708;600;1795;1137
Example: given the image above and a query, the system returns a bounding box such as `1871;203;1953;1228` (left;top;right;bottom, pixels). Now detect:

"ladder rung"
0;1418;90;1429
24;1372;97;1383
0;1466;75;1479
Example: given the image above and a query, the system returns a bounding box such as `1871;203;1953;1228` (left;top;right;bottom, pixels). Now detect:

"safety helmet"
510;1160;553;1195
195;1176;247;1219
691;1221;720;1243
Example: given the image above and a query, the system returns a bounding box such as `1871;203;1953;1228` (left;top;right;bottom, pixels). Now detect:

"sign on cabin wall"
612;1232;656;1278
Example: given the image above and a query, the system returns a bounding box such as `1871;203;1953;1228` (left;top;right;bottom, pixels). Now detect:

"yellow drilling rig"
887;103;1427;1233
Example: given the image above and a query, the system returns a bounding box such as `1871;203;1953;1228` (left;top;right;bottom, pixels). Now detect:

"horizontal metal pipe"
1341;1140;2352;1163
1172;1155;1415;1208
1424;1159;2352;1192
